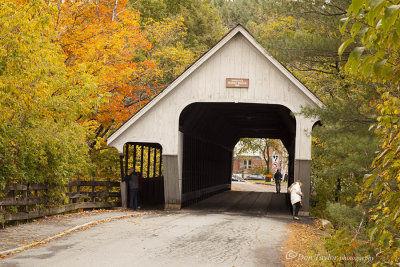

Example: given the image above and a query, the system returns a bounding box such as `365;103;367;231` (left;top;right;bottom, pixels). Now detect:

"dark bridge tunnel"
179;102;296;209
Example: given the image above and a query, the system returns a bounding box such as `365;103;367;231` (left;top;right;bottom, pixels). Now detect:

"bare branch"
111;0;118;22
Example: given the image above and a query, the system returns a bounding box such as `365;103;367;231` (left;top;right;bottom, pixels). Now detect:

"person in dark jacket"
125;168;139;210
274;169;283;193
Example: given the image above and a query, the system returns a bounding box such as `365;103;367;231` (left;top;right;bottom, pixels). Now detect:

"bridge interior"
179;102;296;209
186;190;291;216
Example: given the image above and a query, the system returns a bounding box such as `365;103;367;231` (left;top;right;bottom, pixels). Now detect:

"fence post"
62;184;65;205
23;186;28;213
11;188;17;225
91;176;95;203
11;187;15;206
106;178;110;203
0;194;3;228
67;178;71;204
76;177;81;203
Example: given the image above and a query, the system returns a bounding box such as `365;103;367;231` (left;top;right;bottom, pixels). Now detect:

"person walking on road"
288;180;304;220
274;169;282;193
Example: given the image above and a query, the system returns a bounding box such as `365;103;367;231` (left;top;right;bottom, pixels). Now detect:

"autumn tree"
76;0;225;178
45;0;161;179
56;0;159;128
0;0;93;189
340;0;400;264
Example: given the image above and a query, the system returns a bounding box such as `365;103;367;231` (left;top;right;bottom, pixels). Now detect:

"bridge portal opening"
120;142;164;208
179;102;296;212
232;138;289;180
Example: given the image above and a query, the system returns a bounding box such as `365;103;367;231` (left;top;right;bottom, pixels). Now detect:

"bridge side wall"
181;134;232;205
163;155;181;209
293;116;314;215
294;159;312;216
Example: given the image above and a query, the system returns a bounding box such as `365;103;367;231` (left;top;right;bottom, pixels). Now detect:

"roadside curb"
0;213;143;258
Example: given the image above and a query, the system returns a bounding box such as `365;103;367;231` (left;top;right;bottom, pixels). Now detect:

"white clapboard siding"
108;26;322;160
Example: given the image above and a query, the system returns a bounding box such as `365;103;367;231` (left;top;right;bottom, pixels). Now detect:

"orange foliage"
55;0;159;126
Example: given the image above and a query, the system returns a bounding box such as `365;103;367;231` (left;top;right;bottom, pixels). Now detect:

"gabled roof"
107;24;324;145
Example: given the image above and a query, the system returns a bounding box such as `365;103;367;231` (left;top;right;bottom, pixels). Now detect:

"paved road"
0;210;134;252
232;181;288;193
1;184;292;267
187;189;291;216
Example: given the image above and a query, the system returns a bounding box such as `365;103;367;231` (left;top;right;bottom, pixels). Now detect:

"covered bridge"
107;25;323;215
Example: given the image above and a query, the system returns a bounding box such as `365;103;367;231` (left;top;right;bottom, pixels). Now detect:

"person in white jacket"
288;180;304;220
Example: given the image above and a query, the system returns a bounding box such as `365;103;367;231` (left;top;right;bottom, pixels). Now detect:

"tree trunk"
335;177;341;202
263;140;270;174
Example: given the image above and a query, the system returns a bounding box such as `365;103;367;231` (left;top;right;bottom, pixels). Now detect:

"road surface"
232;181;288;193
1;183;292;267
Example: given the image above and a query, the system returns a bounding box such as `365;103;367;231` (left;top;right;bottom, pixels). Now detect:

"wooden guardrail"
0;179;121;223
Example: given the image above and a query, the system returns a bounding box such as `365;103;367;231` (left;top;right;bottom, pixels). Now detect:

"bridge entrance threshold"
183;190;292;217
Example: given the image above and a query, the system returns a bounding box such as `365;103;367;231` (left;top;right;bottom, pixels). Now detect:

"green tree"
340;0;400;264
211;0;270;29
303;80;379;212
135;0;225;54
141;17;195;85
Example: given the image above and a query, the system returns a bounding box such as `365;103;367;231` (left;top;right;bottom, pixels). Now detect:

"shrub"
325;202;363;231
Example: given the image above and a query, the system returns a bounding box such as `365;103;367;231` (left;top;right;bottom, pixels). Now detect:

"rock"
318;218;333;231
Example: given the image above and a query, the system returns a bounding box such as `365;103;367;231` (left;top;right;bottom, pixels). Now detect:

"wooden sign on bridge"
226;78;249;88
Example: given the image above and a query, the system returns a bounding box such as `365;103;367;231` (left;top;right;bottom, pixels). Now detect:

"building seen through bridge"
232;139;289;178
107;25;323;215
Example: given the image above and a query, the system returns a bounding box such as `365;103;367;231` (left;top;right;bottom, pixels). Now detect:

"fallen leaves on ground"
282;220;331;267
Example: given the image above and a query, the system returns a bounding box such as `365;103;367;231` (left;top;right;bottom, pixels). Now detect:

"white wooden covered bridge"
107;25;323;215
